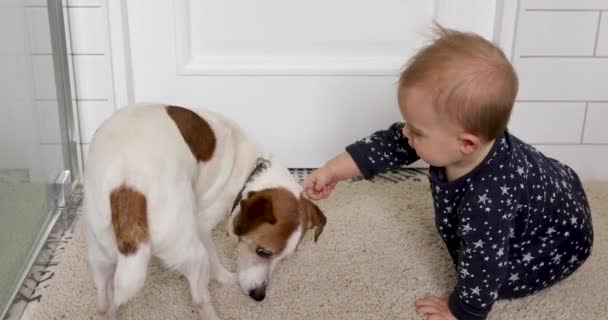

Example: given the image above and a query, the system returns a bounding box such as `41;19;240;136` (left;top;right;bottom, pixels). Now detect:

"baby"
303;24;594;320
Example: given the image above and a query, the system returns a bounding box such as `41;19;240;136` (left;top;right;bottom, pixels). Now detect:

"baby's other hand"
302;166;337;200
415;296;457;320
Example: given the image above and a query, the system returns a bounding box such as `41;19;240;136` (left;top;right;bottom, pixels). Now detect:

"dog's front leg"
197;201;237;286
178;240;220;320
200;233;237;286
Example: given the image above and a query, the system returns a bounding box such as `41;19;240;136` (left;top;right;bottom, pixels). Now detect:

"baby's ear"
459;132;482;155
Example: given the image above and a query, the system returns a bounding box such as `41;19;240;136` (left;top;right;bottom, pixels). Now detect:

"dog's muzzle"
248;284;267;301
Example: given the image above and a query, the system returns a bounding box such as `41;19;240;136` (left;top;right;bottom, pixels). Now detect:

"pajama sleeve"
345;122;419;179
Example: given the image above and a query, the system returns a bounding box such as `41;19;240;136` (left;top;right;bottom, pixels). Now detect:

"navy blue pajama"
345;122;594;320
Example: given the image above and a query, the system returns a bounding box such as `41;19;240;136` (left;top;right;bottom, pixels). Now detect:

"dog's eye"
256;247;273;259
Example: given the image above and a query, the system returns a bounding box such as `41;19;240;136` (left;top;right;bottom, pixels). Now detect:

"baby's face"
398;86;465;167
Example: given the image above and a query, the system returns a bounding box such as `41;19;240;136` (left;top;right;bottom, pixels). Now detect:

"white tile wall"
536;145;608;182
509;102;586;144
515;57;608;101
36;100;61;144
26;7;52;54
0;55;31;99
66;7;108;53
68;1;114;174
517;11;599;56
76;100;113;143
27;7;108;55
0;101;34;170
0;2;28;55
511;1;608;180
26;0;115;177
597;12;608;56
66;0;101;6
583;103;608;143
525;0;608;10
71;55;113;100
24;0;102;7
31;55;57;100
40;144;65;181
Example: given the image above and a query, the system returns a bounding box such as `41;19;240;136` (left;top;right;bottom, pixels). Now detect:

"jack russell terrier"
84;103;326;319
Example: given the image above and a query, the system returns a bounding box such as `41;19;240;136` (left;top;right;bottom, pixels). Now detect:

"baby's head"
397;23;518;168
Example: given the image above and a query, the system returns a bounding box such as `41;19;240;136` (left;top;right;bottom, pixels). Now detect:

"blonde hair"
399;23;518;140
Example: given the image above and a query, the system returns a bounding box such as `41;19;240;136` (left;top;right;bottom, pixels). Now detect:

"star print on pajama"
345;122;594;320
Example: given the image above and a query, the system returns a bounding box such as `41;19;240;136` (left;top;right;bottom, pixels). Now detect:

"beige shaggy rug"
33;180;608;320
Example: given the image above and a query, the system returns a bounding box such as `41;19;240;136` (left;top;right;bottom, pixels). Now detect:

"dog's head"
230;187;326;301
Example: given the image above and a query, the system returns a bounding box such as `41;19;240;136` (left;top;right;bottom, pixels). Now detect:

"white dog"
84;103;326;319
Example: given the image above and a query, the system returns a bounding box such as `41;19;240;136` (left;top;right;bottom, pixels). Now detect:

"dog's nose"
249;286;266;301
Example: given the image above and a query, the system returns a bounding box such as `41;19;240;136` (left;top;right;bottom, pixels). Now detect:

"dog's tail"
113;244;151;307
109;184;151;307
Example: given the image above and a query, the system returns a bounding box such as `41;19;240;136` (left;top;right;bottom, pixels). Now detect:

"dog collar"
230;157;271;215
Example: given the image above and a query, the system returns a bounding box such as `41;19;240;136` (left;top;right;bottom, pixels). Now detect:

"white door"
113;0;513;167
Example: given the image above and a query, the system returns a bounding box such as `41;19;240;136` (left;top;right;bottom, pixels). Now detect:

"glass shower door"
0;0;76;317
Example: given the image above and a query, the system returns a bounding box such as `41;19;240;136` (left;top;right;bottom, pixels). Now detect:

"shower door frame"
0;0;80;318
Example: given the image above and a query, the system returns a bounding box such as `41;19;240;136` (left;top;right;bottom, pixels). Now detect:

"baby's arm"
345;122;419;179
303;122;417;200
324;151;363;181
449;192;516;319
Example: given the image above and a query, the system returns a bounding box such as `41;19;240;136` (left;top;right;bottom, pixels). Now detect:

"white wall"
1;0;66;182
0;1;36;174
507;0;608;181
24;0;116;179
61;0;608;180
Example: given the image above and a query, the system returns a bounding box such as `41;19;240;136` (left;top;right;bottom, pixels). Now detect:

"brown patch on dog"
298;196;327;242
110;185;149;255
166;105;216;162
234;188;300;253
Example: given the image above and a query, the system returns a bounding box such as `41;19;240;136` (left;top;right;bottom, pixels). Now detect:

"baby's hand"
415;296;457;320
302;166;337;200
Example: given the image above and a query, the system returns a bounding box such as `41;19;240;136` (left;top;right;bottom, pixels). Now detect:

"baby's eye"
403;123;422;138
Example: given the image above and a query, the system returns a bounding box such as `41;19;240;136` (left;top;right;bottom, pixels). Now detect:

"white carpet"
33;180;608;320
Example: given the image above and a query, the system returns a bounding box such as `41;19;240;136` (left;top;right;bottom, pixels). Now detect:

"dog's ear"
299;196;327;242
233;193;276;236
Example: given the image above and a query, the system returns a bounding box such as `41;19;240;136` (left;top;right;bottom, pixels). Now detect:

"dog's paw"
100;310;117;320
212;268;237;286
198;302;220;320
